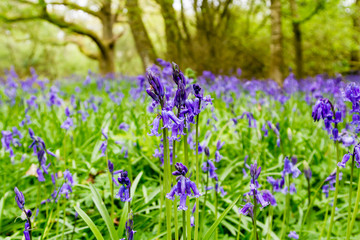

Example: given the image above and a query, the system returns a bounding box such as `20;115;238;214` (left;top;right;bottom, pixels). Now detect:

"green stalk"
349;169;360;236
236;214;242;240
182;210;186;240
280;176;290;239
173;141;179;240
162;126;172;240
55;198;61;235
106;150;114;221
215;189;218;240
345;156;355;240
158;173;163;235
23;209;33;240
307;178;311;206
194;113;200;240
199;167;209;238
319;200;330;240
183;128;191;239
252;176;258;240
61;200;66;240
266;206;273;240
326;141;340;240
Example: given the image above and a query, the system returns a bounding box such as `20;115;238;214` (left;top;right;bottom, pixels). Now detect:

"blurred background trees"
0;0;359;81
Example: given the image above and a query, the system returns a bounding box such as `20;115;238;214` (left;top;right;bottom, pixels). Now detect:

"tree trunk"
351;0;360;74
289;0;303;79
127;0;157;70
270;0;283;84
100;0;115;74
157;0;182;64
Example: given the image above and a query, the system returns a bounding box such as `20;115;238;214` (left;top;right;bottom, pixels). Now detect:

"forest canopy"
0;0;359;82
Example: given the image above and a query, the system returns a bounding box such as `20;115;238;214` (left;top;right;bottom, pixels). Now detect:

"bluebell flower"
288;231;299;239
116;170;132;202
338;153;351;168
119;122;129;131
149;116;161;137
190;203;196;227
14;187;25;210
146;70;164;104
240;112;257;128
166;162;201;210
312;98;334;122
124;213;136;240
239;202;254;217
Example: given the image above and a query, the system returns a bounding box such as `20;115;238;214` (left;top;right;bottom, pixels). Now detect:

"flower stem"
215;189;218;240
61;200;66;240
182;210;186;240
236;214;242;240
162;127;172;240
183;127;191;239
345;156;355;240
326;141;340;240
194;113;200;240
172;141;179;240
200;167;209;238
349;169;360;236
266;205;273;240
23;209;33;240
252;176;258;240
319;200;330;240
158;173;163;235
106;151;114;221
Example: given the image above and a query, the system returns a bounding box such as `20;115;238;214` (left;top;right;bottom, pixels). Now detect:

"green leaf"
131;171;143;197
89;184;118;240
203;195;241;240
74;206;104;240
117;201;128;237
0;191;9;232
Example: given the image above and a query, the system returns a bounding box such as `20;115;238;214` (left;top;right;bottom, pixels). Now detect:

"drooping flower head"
166;162;201;210
116;170;132;202
146;70;165;105
312;98;334;122
14;187;25;210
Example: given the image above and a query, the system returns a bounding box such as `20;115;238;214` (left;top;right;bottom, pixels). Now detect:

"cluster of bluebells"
14;187;32;240
239;161;276;217
99;129;108;157
312;98;343;142
261;121;281;147
116;170;132;202
121;212;136;240
202;147;227;197
1;127;22;158
322;170;343;198
267;156;301;194
28;128;56;182
61;107;74;130
166;162;201;210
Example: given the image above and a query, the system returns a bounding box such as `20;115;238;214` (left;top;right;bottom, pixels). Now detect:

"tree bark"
270;0;283;84
126;0;157;70
351;0;360;74
289;0;303;79
156;0;182;64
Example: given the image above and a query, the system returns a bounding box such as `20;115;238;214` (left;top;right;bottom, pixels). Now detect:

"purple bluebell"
190;203;196;227
262;190;277;206
288;231;299;239
149;116;161;137
193;84;203;99
303;161;312;180
14;187;25;210
166;162;201;210
119;122;129;131
202;160;218;181
99;129;108;157
240;112;257;128
116;170;132;202
146;70;164;104
338;153;351;168
239;202;254;217
124;214;136;240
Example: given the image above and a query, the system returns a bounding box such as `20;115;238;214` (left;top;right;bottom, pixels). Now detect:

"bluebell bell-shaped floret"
99;141;107;157
325;170;343;182
250;161;261;180
338;153;351;168
344;83;360;113
61;117;73;130
63;169;74;185
303;161;312;180
330;128;341;141
202;160;218;181
117;185;131;202
59;183;73;199
149;116;161;137
193;84;203;99
351;114;360;125
240;112;257;128
322;184;330;198
332;111;342;124
12;127;23;139
215;151;223;162
178;193;188;210
37;168;46;182
216;140;225;150
312;98;334;122
215;183;227;197
354;145;360;168
173;162;188;176
174;83;187;109
146;70;164;102
288;231;299;239
289;183;297;194
262;190;277;206
24;220;31;240
261;123;269;137
1;130;13;150
125;215;136;240
239;202;254;217
14;187;25;210
172;62;186;86
283;157;301;178
119;122;129;131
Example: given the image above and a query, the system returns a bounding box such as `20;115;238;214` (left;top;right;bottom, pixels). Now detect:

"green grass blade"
74;206;104;240
203;195;241;240
117;201;129;238
89;184;118;240
131;171;143;197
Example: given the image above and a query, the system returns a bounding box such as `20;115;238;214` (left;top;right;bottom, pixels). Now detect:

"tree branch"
49;1;102;19
67;38;99;60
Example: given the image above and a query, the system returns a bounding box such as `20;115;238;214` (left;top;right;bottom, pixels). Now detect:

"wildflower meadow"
1;61;360;240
